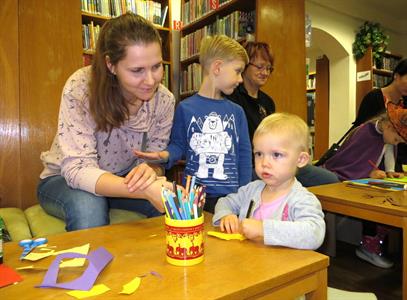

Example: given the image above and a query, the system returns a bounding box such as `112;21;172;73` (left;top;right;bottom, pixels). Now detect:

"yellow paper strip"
67;284;110;299
207;231;246;241
23;250;55;261
119;277;141;295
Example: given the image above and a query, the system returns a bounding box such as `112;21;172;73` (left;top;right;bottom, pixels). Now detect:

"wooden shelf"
356;47;402;110
181;0;255;36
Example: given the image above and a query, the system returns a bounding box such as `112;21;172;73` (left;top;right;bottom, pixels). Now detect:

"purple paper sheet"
38;247;113;291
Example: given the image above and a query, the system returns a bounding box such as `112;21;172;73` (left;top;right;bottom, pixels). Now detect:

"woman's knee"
37;176;110;231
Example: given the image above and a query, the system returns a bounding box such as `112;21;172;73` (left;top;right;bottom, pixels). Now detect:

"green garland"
352;21;389;62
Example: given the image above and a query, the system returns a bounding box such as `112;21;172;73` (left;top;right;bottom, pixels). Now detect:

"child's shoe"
355;234;394;268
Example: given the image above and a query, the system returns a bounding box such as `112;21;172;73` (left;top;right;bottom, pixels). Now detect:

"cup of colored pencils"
162;176;206;266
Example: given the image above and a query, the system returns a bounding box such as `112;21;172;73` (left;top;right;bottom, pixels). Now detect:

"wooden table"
1;213;328;299
309;182;407;300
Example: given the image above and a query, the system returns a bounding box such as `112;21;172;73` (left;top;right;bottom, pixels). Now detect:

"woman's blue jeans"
37;175;162;231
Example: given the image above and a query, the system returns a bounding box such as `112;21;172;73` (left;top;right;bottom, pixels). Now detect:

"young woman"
37;13;175;231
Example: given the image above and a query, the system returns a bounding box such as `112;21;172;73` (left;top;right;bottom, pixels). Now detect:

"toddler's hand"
220;215;239;233
241;219;263;240
369;169;386;179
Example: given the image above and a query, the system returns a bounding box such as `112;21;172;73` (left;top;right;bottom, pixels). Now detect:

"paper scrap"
38;247;113;291
207;231;246;241
23;244;90;262
67;284;110;299
54;244;90;255
150;270;162;279
0;264;23;287
23;250;55;261
16;265;48;271
58;244;90;268
119;277;141;295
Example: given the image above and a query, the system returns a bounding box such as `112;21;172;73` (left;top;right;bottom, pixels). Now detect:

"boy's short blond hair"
199;35;249;72
254;113;310;152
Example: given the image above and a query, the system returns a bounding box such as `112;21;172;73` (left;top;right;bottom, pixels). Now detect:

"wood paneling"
256;0;307;120
0;1;20;208
0;1;82;209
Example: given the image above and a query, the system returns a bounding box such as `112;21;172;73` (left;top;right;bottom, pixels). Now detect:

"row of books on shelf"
82;22;100;52
182;0;232;24
373;73;392;88
306;92;315;127
180;63;202;95
374;55;400;71
180;10;255;61
81;0;168;26
306;76;315;90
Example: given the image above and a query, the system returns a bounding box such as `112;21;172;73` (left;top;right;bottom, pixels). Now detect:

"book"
161;5;168;27
344;178;407;191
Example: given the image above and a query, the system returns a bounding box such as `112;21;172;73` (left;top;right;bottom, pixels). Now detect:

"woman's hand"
220;215;240;233
134;150;170;162
386;171;404;178
124;162;157;192
369;169;386;179
142;178;173;213
241;219;263;240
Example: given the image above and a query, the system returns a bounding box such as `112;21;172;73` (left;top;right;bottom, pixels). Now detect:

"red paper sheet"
0;264;23;288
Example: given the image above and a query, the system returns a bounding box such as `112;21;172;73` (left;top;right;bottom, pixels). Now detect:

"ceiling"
308;0;407;34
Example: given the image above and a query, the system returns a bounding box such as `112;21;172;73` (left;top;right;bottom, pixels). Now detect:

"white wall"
306;1;406;144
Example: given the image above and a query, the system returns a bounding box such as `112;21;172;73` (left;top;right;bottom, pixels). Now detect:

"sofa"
0;204;145;242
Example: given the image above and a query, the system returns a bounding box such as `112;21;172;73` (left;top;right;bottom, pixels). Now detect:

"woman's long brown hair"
89;13;162;132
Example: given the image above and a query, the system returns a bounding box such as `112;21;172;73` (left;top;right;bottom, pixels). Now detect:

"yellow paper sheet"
119;277;141;295
207;231;246;241
67;284;110;299
384;176;407;184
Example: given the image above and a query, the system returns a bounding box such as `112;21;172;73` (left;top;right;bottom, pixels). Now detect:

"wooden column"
256;0;307;120
0;1;82;209
0;1;20;208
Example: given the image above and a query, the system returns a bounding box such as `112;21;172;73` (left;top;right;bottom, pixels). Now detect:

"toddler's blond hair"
254;112;309;152
199;35;249;73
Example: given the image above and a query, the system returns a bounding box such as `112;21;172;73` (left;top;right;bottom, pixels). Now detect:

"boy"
213;113;325;250
135;35;252;213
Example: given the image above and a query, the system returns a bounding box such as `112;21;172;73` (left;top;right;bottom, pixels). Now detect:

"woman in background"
228;41;339;186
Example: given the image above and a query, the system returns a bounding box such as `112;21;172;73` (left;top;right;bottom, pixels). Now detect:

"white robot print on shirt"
189;112;233;180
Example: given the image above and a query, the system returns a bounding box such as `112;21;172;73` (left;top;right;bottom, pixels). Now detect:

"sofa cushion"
24;205;66;237
25;204;146;237
0;207;32;241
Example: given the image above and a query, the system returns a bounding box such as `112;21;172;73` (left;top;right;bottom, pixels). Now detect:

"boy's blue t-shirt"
166;93;252;197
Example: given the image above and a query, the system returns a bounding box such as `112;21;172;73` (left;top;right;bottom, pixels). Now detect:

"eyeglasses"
249;62;274;73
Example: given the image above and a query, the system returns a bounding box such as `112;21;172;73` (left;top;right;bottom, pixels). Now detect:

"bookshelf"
356;46;402;110
179;0;256;98
314;55;329;160
306;72;316;158
80;0;173;90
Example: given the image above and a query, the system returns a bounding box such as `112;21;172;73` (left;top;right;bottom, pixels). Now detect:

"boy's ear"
211;59;223;75
297;151;310;168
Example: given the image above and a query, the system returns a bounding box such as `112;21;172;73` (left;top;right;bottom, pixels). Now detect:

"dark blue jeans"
37;175;162;231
